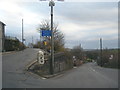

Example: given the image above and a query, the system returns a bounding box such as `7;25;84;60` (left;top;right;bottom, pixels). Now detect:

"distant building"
0;21;5;52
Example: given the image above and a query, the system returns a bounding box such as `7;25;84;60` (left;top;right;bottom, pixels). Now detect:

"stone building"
0;21;5;52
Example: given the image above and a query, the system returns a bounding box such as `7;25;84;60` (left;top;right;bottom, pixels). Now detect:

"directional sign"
42;30;51;36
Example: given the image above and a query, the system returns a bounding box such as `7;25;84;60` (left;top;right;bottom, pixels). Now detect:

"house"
0;21;5;52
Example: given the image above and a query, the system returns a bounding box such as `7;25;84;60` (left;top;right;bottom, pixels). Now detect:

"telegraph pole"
32;36;34;48
32;36;33;44
100;38;103;67
22;19;24;44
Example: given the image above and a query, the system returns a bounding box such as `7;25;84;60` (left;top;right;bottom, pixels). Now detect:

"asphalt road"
2;48;118;88
0;53;2;89
2;48;40;88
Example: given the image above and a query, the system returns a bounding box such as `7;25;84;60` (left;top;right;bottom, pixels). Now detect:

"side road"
2;48;40;88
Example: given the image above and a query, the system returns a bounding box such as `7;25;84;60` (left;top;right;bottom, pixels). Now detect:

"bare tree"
37;20;65;52
72;44;84;60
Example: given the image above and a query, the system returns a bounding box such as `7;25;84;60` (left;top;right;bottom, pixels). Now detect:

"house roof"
0;21;6;26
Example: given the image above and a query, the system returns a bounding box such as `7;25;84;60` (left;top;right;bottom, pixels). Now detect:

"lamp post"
49;0;55;74
39;0;64;74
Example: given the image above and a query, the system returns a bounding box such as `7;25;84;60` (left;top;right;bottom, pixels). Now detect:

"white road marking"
42;77;46;80
89;67;96;72
73;67;77;68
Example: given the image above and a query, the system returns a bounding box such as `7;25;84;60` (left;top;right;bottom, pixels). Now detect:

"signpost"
43;40;47;46
39;0;64;75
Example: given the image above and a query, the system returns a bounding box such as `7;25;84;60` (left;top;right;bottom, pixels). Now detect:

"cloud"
54;2;118;49
65;0;119;2
0;1;47;42
59;21;117;39
0;1;118;49
0;0;119;2
85;36;118;41
59;22;88;41
0;1;46;25
55;2;118;23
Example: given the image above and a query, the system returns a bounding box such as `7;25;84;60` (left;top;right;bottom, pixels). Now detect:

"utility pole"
22;19;24;44
100;38;103;67
32;36;34;45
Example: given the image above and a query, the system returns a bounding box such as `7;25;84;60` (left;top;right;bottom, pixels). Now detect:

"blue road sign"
41;30;51;36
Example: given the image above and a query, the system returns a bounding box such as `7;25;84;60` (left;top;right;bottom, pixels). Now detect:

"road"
2;48;40;88
3;48;118;88
0;53;2;89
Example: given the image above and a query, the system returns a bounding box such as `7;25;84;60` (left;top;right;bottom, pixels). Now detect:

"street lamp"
49;0;55;74
39;0;64;75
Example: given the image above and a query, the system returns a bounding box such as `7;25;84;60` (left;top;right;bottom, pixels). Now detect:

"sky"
0;0;119;49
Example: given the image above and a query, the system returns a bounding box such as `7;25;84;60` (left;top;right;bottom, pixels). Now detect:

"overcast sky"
0;0;118;49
